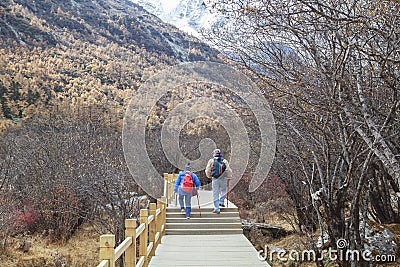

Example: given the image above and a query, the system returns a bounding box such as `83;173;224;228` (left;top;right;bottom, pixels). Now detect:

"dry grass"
243;201;400;267
262;212;298;232
1;223;99;267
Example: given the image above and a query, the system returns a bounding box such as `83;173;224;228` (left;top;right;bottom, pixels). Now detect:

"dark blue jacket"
174;171;201;196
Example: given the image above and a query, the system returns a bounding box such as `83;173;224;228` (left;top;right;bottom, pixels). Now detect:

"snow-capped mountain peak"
130;0;221;37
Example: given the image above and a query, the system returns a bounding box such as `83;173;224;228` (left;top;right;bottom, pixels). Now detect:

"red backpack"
182;172;194;193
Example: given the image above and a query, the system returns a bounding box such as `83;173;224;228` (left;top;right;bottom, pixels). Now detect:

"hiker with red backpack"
205;149;232;214
174;163;201;219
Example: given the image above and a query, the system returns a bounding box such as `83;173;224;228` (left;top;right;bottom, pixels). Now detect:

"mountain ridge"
0;0;217;59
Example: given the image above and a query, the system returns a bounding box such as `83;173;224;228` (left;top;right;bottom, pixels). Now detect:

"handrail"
147;242;154;256
96;196;167;267
136;256;145;267
115;236;132;259
98;260;109;267
136;223;145;237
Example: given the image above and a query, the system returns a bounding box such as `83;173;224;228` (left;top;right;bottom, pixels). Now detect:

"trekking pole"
196;191;202;217
226;179;229;208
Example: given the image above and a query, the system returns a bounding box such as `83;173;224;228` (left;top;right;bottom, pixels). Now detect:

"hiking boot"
219;203;225;207
212;210;220;214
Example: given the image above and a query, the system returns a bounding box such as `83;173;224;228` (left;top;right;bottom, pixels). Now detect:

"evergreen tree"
0;81;12;119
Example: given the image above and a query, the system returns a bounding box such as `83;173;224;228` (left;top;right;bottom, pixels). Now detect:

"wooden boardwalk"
148;190;270;267
95;177;270;267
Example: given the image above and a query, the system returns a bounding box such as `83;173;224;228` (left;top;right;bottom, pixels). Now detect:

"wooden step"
167;207;238;212
167;211;239;218
166;228;243;235
165;191;242;235
167;222;242;230
167;217;240;223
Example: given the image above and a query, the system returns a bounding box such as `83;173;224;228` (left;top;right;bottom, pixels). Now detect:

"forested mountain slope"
0;0;218;128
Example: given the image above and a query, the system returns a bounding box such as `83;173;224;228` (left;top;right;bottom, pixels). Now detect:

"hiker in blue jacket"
174;163;201;219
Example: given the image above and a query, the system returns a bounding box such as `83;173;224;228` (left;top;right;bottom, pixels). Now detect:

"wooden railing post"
139;209;149;266
168;173;174;205
156;199;163;247
160;196;167;235
163;173;168;202
99;234;115;267
149;203;157;257
125;219;136;267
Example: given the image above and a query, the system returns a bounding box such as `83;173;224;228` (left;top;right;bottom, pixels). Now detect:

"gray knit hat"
213;149;221;157
185;163;191;171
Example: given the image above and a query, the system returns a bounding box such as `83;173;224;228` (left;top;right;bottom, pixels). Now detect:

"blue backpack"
211;158;226;178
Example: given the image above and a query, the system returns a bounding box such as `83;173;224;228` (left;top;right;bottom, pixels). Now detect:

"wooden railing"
163;173;178;206
96;174;178;267
96;197;166;267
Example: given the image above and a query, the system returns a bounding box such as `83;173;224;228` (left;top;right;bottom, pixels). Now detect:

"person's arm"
205;159;213;178
192;173;201;188
224;159;232;179
174;172;183;192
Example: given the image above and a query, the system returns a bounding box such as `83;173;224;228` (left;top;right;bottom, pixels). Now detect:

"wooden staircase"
166;207;243;235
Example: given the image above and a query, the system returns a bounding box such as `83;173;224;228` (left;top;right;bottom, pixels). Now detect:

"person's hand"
174;192;178;195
